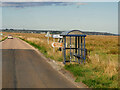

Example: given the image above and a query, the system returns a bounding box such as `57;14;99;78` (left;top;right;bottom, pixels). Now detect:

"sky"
1;2;118;34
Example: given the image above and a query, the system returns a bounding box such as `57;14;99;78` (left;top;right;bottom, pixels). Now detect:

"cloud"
0;0;118;7
0;2;86;7
76;2;87;5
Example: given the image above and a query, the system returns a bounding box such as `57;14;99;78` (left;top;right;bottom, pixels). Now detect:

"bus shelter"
60;30;86;64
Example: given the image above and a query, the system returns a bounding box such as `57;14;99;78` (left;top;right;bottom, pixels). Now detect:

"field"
3;32;119;88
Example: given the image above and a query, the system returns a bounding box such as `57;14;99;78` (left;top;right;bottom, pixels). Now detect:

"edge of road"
18;38;88;88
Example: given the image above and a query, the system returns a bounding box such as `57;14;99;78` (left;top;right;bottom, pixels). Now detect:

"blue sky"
1;2;118;34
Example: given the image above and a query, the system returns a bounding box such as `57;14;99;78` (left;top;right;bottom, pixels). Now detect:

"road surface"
1;38;77;88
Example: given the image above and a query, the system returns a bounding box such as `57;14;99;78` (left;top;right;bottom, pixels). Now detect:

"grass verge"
65;64;118;88
19;37;48;57
0;37;7;42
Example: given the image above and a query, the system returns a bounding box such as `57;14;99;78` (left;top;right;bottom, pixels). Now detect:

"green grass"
0;37;7;42
65;64;118;88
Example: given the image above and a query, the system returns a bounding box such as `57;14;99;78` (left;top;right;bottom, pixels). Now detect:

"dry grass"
85;35;118;77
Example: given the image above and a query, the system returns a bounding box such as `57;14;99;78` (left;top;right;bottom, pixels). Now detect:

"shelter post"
63;36;66;64
78;36;80;63
84;36;86;63
70;36;72;63
81;36;83;63
75;37;77;62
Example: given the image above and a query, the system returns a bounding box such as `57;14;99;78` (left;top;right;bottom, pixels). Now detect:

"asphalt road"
1;38;77;88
